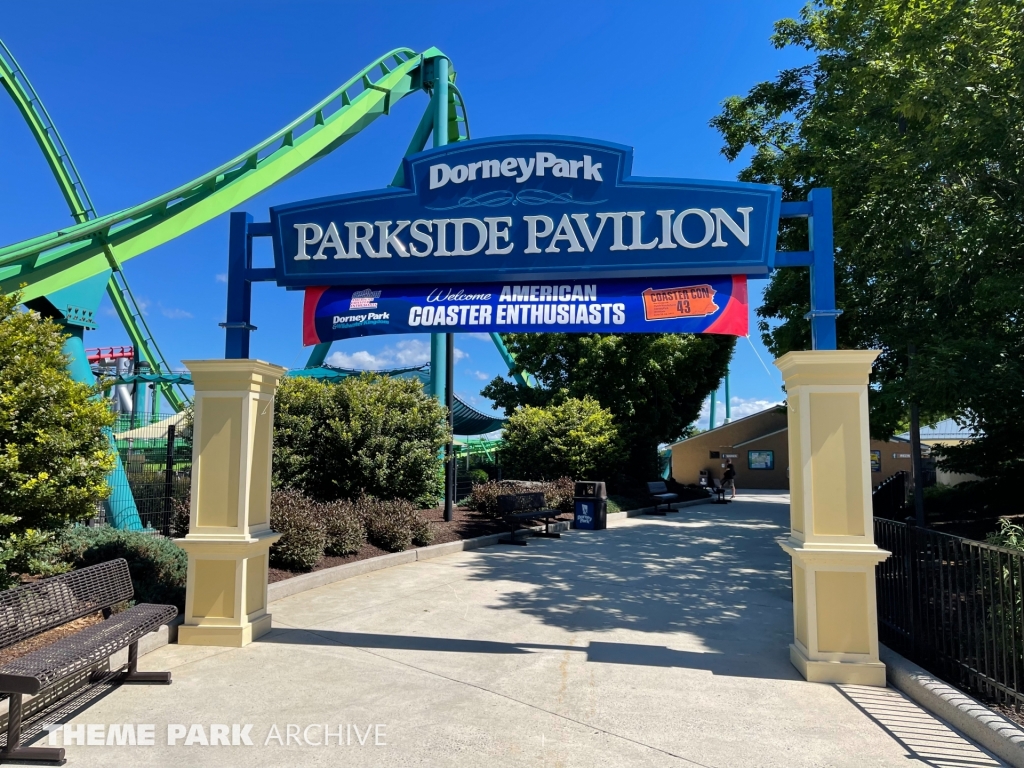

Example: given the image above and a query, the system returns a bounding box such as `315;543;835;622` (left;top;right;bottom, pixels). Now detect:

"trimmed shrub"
467;468;489;486
320;500;366;557
58;526;188;610
543;477;576;516
410;513;434;547
498;397;623;482
171;496;191;538
467;478;574;518
273;373;449;507
357;497;431;553
269;489;326;572
467;480;532;518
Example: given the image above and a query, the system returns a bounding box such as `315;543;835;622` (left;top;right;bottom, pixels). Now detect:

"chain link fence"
103;411;192;534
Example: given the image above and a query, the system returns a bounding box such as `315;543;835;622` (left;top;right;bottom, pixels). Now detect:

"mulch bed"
267;504;574;583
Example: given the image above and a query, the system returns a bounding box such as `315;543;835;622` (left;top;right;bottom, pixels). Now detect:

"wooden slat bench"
0;558;177;764
497;492;563;546
646;481;680;516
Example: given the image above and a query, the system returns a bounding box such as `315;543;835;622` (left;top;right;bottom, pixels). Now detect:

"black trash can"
573;481;607;530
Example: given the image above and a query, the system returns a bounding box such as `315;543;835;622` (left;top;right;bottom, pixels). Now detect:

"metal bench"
646;481;680;515
0;558;177;764
497;492;563;545
711;478;729;504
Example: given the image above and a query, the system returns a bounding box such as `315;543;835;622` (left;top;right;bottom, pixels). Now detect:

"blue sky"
1;0;810;426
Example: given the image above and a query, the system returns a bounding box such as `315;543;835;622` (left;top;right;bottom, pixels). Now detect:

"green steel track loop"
0;47;456;305
0;41;531;402
0;39;190;409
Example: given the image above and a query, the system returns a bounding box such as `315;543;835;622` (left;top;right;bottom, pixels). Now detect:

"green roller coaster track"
0;44;480;398
0;40;535;411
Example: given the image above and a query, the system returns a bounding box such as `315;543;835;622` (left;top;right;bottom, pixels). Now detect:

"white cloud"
472;370;491;381
728;397;783;419
159;304;193;320
215;273;228;283
326;340;465;370
326;349;387;368
694;396;783;431
392;339;430;366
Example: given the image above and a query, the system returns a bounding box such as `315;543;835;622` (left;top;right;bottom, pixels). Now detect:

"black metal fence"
106;412;192;534
875;517;1024;709
873;470;909;520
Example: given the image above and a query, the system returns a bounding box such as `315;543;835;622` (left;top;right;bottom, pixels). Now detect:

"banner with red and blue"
303;275;746;345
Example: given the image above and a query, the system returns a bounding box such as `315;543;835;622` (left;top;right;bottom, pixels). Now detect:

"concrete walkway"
49;492;1003;766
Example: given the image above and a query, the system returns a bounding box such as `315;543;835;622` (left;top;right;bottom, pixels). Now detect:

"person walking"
723;461;737;499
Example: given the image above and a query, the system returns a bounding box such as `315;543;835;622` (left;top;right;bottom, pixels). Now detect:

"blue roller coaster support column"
223;212;256;360
709;389;717;430
63;327;143;531
807;188;840;351
428;56;449;402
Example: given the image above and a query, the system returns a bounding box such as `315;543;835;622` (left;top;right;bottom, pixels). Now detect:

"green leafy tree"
273;373;449;507
483;333;732;483
0;292;115;587
499;397;623;481
710;0;1023;484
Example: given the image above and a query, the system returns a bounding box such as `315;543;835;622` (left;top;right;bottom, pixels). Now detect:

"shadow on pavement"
263;495;801;681
260;628;798;680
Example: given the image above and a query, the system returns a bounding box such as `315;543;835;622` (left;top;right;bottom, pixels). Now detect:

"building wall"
670;407;788;486
733;429;790;490
670;407;916;490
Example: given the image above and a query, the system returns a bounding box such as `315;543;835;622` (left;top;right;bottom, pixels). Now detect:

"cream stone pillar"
176;360;284;648
775;351;890;686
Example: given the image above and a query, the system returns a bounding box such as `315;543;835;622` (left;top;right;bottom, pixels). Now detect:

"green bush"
467;478;574;518
0;292;116;588
467;468;490;486
269;489;326;572
410;513;434;547
356;497;432;553
273;373;449;507
498;397;623;483
58;526;188;610
320;500;366;557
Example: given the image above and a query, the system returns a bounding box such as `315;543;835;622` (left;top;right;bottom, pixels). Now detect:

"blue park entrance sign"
269;136;782;288
223;135;839;356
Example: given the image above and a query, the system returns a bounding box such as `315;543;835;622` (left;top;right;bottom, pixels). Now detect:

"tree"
710;0;1023;485
273;373;449;507
499;397;623;482
0;292;115;586
483;333;732;483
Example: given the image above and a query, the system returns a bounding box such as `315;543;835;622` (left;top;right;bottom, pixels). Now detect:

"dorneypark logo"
428;151;603;189
44;722;387;748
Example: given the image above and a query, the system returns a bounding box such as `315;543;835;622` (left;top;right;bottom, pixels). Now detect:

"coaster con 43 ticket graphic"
303;275;747;344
